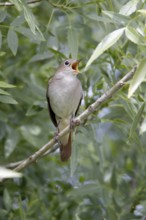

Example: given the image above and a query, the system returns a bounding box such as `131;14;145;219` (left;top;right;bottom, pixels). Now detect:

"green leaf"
0;31;2;49
68;28;78;59
3;189;11;211
125;26;145;45
0;81;16;88
7;29;18;55
0;10;7;22
119;0;139;16
26;101;45;116
70;135;78;177
103;10;129;25
138;9;146;16
0;89;10;96
5;129;20;157
68;184;99;198
10;0;44;41
30;51;52;62
16;26;43;42
9;0;21;10
129;103;145;139
128;58;146;97
85;28;125;69
0;95;18;104
11;14;25;26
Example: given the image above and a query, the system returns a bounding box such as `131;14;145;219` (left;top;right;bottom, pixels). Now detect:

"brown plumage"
46;59;83;161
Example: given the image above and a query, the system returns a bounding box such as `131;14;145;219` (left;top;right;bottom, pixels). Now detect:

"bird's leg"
54;130;60;144
53;121;61;145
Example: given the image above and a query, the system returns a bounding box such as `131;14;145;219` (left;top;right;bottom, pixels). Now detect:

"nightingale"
46;59;83;161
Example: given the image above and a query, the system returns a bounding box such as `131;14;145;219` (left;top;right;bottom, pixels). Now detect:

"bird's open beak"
72;60;80;74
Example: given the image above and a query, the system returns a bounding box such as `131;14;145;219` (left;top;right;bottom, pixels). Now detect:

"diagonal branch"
6;66;137;172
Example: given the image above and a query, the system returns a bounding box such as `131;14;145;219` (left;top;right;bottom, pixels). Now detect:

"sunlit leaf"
119;0;139;16
103;10;129;25
0;167;22;179
125;26;145;45
138;9;146;16
7;29;18;55
128;58;146;97
85;28;125;69
0;81;16;88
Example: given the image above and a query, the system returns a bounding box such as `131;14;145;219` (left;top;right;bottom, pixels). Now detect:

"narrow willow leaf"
85;28;125;69
0;89;10;96
68;28;78;59
10;0;44;41
9;0;21;11
0;81;16;88
129;103;145;139
128;58;146;98
0;31;2;48
119;0;139;16
0;10;7;22
7;29;18;55
125;26;145;45
3;189;11;211
103;10;129;25
5;130;19;157
16;27;43;42
0;95;18;104
23;6;36;34
70;138;77;177
0;167;22;179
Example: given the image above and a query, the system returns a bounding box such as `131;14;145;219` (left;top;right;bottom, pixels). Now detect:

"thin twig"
7;65;137;172
5;143;59;169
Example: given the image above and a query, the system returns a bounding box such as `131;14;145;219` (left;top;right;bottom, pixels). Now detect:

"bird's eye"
64;60;70;66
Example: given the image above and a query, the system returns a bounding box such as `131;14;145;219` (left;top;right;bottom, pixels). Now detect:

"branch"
6;66;137;172
0;0;42;7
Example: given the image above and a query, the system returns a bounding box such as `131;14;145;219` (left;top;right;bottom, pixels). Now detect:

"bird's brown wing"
46;83;58;127
75;95;83;116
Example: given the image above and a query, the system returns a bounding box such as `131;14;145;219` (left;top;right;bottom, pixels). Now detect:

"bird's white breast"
48;72;82;119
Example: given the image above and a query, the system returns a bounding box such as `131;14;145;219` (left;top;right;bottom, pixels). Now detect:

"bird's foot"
70;118;80;129
54;131;61;145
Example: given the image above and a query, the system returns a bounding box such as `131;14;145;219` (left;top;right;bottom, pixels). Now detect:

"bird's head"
58;59;80;75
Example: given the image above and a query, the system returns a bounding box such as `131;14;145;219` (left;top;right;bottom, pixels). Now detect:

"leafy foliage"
0;0;146;219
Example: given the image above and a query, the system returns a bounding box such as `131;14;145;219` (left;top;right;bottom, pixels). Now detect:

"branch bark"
6;66;137;172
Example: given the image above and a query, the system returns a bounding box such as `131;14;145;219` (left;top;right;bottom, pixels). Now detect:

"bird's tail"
58;119;72;161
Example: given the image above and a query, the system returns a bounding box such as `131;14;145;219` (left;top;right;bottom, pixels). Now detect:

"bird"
46;59;83;161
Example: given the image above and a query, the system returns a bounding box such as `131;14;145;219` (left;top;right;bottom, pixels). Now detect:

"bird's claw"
70;118;80;129
54;132;61;145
